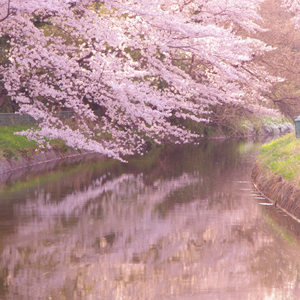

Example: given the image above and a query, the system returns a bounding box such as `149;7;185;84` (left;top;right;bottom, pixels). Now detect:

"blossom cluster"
0;0;281;160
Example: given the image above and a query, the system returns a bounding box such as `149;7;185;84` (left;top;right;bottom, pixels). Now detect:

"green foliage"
0;98;14;113
0;34;10;66
31;12;53;28
150;77;169;91
125;47;142;62
0;35;13;114
169;116;205;137
49;138;69;153
258;132;300;181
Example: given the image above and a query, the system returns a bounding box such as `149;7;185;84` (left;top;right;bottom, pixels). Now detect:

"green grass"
258;132;300;181
0;125;38;159
49;138;69;153
0;125;74;160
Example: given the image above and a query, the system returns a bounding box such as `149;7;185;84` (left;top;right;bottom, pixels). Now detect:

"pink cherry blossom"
0;0;282;160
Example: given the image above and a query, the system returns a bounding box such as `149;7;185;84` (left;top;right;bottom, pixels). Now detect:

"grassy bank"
0;125;71;161
252;131;300;220
0;125;38;160
256;132;300;184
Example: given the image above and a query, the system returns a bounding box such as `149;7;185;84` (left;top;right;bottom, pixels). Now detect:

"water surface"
1;139;300;300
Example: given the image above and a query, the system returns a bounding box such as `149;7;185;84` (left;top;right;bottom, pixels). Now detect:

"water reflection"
0;139;300;299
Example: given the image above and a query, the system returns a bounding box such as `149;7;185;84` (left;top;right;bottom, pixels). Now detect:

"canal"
0;138;300;300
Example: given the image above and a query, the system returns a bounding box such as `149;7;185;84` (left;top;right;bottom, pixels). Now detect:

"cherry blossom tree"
0;0;281;160
282;0;300;25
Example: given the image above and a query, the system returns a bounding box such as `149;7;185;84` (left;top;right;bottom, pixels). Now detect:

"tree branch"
76;52;93;64
0;0;11;22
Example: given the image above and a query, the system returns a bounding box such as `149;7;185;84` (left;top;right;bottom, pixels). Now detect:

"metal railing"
0;111;102;126
0;113;36;126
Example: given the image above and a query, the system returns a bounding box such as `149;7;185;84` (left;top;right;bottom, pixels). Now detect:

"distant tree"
248;0;300;118
282;0;300;23
0;0;281;160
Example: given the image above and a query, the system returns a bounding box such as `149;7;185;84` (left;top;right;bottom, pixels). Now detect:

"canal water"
1;139;300;300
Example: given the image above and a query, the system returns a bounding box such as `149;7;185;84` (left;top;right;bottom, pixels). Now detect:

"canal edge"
0;149;100;175
252;164;300;224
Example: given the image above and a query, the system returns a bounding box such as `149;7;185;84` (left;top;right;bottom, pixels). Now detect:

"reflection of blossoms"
1;171;203;298
15;172;199;221
1;140;300;299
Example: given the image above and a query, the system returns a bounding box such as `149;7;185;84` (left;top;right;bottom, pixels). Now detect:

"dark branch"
0;0;12;22
76;52;93;64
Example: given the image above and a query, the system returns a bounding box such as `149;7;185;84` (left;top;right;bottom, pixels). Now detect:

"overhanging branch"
0;0;11;22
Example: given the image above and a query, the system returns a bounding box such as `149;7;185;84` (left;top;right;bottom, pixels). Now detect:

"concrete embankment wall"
0;149;106;187
252;164;300;221
0;149;91;175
